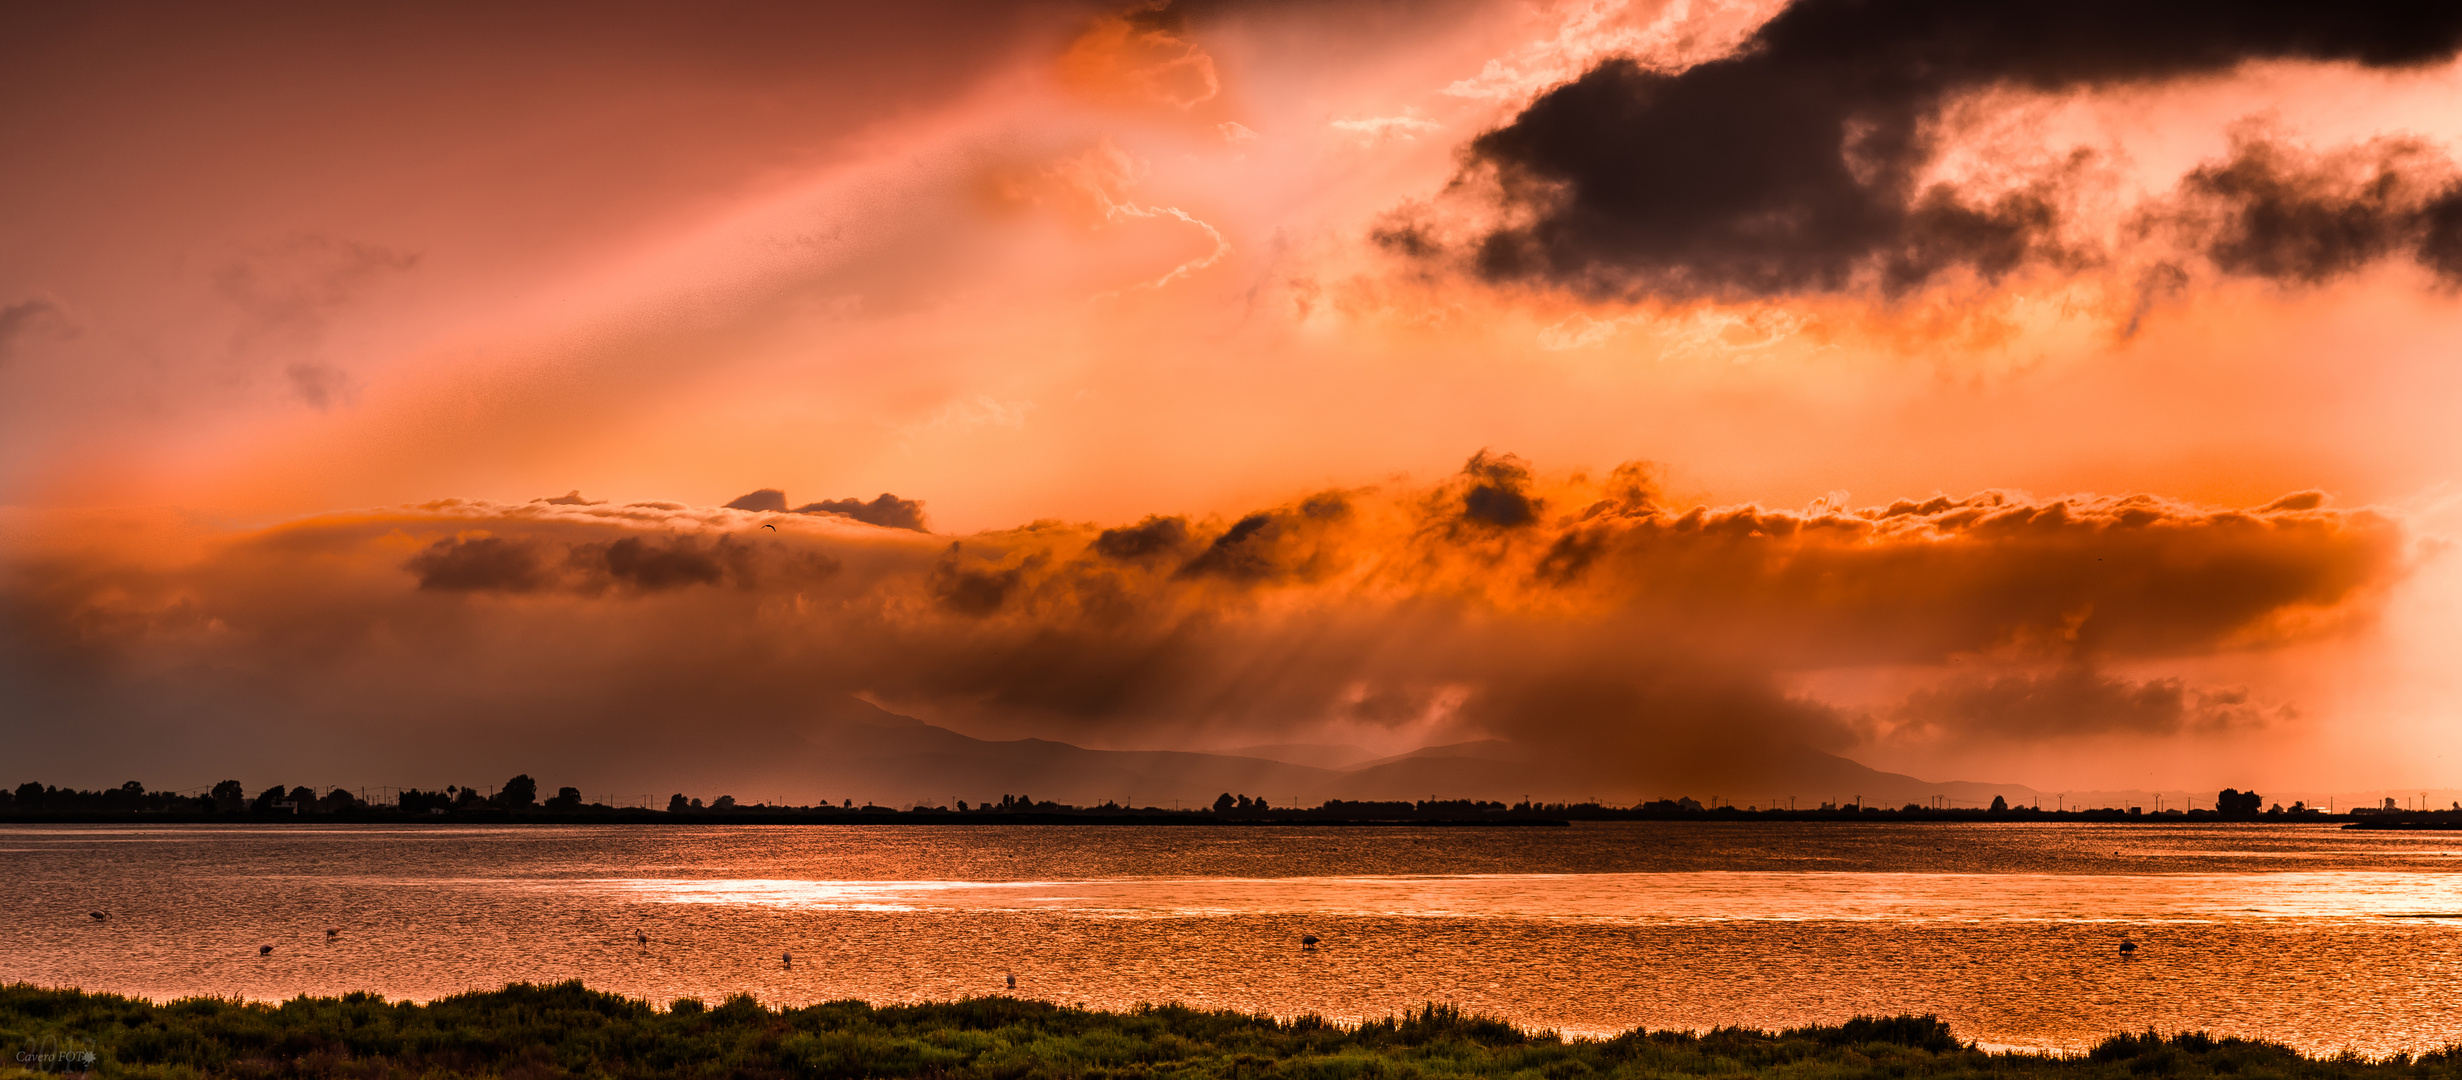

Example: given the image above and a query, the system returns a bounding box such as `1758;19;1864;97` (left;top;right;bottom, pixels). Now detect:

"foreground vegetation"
4;983;2458;1080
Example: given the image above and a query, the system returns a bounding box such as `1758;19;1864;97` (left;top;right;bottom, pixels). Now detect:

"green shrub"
0;982;2445;1080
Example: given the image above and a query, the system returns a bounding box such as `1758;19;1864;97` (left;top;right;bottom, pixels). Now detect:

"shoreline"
3;810;2455;827
0;812;1578;827
3;981;2451;1078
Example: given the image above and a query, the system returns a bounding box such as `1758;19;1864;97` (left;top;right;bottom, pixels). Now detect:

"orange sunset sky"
5;0;2461;802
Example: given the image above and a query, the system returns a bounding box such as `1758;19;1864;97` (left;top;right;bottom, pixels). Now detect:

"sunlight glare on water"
575;870;2462;923
4;822;2459;1055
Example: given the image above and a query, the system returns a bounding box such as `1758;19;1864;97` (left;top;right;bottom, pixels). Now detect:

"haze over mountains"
613;696;2036;811
688;706;2462;812
642;700;2450;813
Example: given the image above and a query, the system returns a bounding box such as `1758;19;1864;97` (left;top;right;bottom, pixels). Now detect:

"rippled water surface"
5;822;2461;1054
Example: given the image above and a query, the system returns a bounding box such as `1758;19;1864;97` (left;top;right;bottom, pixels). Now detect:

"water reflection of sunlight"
593;878;1076;912
13;824;2462;1059
556;872;2462;925
2141;849;2462;860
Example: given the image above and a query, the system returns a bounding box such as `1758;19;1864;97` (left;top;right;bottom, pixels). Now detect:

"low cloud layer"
0;454;2403;794
1892;666;2289;744
403;531;831;594
1432;0;2462;297
722;490;930;531
797;494;929;532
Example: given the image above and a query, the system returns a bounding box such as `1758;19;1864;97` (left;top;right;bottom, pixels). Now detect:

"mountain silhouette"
582;697;2035;810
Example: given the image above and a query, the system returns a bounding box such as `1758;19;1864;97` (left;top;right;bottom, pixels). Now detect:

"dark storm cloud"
1176;513;1282;580
1455;449;1541;528
1452;0;2462;297
1091;515;1193;561
404;536;549;592
402;523;812;595
2176;135;2462;285
1895;665;2280;741
796;494;929;531
722;489;932;529
723;489;788;512
930;544;1030;615
598;535;740;591
1171;494;1350;582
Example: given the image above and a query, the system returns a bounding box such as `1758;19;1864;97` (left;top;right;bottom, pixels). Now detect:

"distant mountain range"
619;696;2043;811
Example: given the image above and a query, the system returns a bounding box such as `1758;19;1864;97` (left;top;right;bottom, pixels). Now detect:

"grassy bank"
2;982;2453;1080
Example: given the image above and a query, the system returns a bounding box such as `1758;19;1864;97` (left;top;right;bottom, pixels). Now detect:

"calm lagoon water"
5;822;2460;1054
